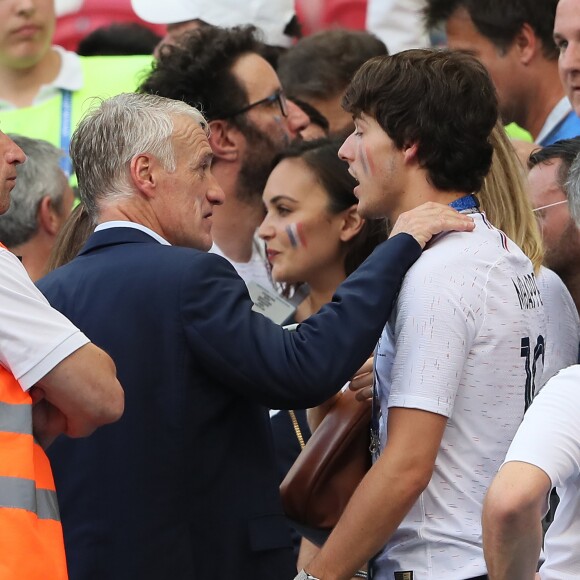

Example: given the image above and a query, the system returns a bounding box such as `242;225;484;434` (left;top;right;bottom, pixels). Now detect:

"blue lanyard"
448;193;479;213
59;89;73;177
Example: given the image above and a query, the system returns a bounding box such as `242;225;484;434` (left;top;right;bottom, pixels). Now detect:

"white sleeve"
387;254;480;417
0;249;89;391
504;365;580;490
537;267;580;386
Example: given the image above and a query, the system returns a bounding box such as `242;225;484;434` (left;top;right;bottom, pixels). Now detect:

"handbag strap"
288;410;306;449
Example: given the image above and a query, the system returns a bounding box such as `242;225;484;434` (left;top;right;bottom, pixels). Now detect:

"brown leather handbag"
279;388;372;534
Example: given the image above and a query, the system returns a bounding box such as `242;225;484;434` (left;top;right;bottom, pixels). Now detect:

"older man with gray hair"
0;135;74;280
36;91;474;580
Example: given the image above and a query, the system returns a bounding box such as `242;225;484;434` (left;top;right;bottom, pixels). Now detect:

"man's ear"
403;142;419;163
130;153;156;198
208;119;241;162
37;196;60;236
339;204;365;242
515;23;537;66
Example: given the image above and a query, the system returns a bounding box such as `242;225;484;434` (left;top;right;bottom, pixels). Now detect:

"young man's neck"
0;48;61;108
389;181;472;223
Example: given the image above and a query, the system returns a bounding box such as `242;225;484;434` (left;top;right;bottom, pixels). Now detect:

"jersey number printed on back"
521;335;545;411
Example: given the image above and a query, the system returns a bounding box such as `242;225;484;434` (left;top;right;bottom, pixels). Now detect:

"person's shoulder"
160;246;241;281
0;246;37;290
410;222;483;271
126;243;231;271
536;266;574;308
427;212;525;261
168;245;230;263
77;54;153;96
537;266;569;294
404;213;524;289
0;244;21;267
36;257;80;292
537;265;580;326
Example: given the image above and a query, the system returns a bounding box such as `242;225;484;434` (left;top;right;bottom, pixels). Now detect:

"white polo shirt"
0;246;89;390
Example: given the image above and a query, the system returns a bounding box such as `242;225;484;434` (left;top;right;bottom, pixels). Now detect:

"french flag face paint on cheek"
358;141;374;177
286;223;307;248
286;224;299;247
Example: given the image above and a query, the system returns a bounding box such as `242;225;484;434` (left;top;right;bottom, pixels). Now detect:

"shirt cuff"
17;331;90;391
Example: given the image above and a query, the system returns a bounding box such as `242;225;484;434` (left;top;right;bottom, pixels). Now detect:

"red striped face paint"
285;222;307;248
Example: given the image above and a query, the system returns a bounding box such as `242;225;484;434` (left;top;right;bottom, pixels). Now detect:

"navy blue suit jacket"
38;227;420;580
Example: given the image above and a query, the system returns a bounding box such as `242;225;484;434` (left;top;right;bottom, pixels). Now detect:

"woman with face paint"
259;138;387;322
259;138;387;570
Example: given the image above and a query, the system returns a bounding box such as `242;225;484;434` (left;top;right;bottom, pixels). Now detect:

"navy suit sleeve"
181;233;421;409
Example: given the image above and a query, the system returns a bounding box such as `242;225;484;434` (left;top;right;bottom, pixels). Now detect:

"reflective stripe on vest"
0;476;59;520
0;353;68;578
0;400;32;434
0;368;60;521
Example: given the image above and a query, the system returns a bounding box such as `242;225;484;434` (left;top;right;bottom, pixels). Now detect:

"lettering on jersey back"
512;273;543;310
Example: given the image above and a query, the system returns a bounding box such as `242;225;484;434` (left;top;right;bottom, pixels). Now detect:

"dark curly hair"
343;49;498;193
139;25;265;124
423;0;559;60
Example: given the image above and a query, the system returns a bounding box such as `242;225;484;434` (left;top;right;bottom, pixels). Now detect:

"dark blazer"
38;227;420;580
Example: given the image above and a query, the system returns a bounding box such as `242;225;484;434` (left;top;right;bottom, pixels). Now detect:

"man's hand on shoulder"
390;202;475;248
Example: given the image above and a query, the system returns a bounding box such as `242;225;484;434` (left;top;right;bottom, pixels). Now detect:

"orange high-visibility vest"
0;246;68;579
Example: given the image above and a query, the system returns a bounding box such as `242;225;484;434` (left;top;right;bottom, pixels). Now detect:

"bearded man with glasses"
140;26;309;315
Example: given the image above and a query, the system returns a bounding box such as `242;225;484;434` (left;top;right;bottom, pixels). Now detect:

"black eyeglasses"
224;90;289;119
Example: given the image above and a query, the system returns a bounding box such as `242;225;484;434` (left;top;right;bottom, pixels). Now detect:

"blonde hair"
46;204;94;274
479;121;544;272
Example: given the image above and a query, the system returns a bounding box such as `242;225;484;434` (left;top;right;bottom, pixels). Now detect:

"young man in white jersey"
297;49;546;580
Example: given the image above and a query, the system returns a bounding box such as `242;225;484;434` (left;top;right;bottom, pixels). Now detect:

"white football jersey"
372;212;546;579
